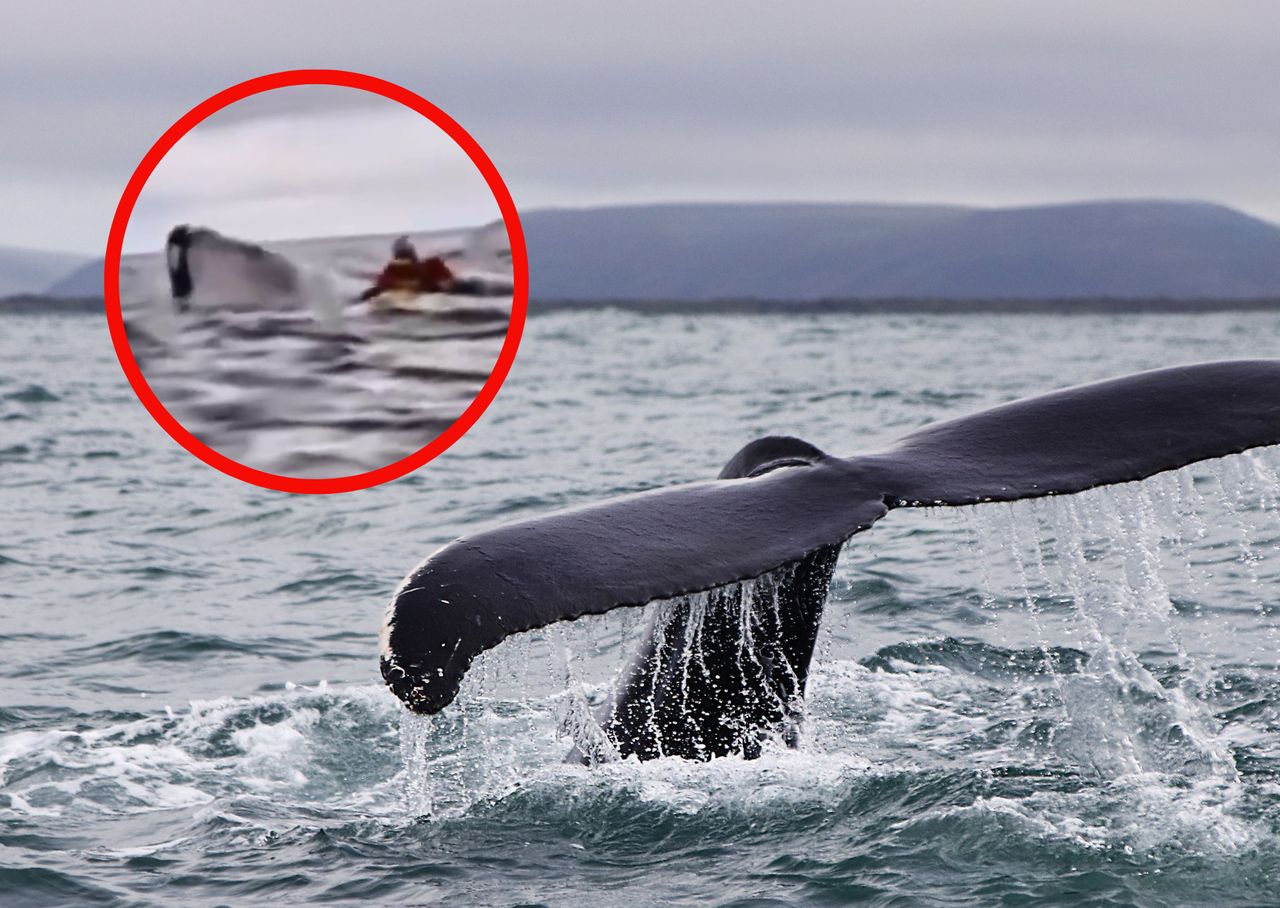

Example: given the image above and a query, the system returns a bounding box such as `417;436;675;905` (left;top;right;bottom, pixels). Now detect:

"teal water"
1;310;1278;906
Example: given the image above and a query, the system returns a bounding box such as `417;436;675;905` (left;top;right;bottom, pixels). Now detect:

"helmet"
392;235;418;260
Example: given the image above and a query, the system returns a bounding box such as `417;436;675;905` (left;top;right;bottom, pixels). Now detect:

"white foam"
0;682;398;822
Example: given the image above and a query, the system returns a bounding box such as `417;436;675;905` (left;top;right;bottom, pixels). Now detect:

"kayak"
362;276;515;312
365;288;443;313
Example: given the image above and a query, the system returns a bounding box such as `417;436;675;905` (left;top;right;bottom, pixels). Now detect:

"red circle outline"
104;69;528;494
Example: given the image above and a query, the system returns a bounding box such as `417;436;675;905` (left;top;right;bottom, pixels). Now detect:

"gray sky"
4;1;1279;253
124;90;502;252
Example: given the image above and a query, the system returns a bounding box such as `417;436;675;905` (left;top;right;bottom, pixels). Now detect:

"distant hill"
46;259;102;297
40;199;1280;302
522;200;1280;300
0;247;92;297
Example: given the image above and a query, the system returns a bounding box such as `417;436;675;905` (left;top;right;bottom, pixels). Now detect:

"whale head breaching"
164;224;302;312
380;360;1280;762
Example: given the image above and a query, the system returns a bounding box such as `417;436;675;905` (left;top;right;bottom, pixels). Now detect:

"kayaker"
359;236;457;300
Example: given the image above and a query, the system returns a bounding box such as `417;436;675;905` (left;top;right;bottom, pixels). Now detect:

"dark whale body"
381;360;1280;762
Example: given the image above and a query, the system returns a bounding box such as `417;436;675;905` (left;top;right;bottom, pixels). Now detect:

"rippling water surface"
1;309;1278;906
119;225;512;477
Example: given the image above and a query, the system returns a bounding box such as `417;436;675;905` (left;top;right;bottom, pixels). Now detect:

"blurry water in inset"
1;309;1279;906
118;223;513;477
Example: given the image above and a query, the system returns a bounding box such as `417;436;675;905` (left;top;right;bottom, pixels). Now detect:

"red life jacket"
366;255;456;297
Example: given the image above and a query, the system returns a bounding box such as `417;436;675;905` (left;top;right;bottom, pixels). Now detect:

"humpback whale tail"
381;360;1280;760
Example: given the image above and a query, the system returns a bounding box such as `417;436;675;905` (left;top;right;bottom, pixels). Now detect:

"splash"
396;448;1279;844
955;449;1280;780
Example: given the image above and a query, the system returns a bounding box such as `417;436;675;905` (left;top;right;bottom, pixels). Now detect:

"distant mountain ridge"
45;259;102;298
29;199;1280;302
522;200;1280;300
0;247;92;297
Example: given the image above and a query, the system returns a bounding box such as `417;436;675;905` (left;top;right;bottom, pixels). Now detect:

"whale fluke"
868;359;1280;507
381;360;1280;758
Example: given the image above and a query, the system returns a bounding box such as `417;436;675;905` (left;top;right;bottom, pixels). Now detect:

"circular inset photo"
106;70;527;493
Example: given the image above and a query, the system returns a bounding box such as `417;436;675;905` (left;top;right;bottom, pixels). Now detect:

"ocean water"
1;308;1278;907
118;223;513;477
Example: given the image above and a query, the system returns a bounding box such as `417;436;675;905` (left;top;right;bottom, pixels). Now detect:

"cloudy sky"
3;1;1278;253
124;91;503;252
